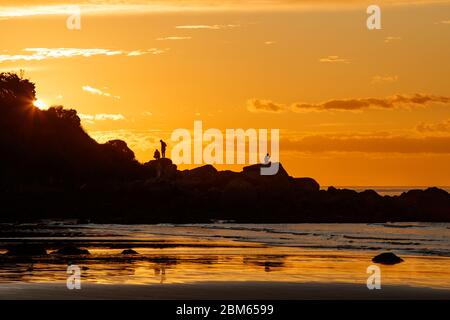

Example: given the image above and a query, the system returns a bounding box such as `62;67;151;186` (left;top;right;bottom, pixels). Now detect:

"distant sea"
323;186;450;196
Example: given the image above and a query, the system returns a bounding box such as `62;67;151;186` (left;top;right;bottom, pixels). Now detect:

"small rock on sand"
372;252;404;265
121;249;139;255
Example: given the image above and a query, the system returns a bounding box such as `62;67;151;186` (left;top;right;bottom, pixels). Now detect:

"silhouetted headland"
1;72;449;223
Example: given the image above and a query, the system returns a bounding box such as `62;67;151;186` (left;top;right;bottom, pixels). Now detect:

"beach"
0;222;449;299
1;282;449;300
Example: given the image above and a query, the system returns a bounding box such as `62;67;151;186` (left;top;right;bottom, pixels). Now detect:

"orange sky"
1;0;450;186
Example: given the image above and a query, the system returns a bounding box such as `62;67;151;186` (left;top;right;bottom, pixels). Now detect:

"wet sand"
1;223;449;299
0;281;449;300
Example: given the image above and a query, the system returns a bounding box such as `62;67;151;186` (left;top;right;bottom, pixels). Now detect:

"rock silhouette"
6;244;47;256
372;252;404;265
121;249;139;255
0;72;449;223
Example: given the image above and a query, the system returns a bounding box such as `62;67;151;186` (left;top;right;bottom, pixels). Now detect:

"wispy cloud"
79;113;125;123
175;24;239;30
384;36;402;43
156;36;192;41
319;55;350;63
247;94;450;113
1;2;449;18
0;48;167;63
436;20;450;24
82;85;120;99
283;134;450;154
89;129;163;157
371;75;399;84
0;5;80;18
291;94;450;112
417;119;450;133
247;99;287;113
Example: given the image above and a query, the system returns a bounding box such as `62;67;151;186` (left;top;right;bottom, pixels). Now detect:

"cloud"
293;94;450;111
156;36;192;40
175;24;239;30
128;48;168;55
79;113;125;123
247;99;287;113
282;134;450;154
1;1;449;18
319;55;350;63
82;85;120;99
264;41;275;45
384;36;402;43
1;1;450;19
371;75;398;84
0;48;166;63
247;94;450;113
89;129;163;157
436;20;450;24
417;119;450;133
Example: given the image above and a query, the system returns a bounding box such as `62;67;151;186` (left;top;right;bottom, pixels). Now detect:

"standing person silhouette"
264;153;271;165
153;149;161;160
160;139;167;158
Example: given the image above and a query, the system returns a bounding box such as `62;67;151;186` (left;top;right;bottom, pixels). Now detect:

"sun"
33;99;48;110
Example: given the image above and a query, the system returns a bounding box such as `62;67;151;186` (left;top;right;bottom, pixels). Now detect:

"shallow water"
0;222;449;289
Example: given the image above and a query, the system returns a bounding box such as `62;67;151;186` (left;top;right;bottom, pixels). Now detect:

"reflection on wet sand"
0;222;449;290
1;243;450;289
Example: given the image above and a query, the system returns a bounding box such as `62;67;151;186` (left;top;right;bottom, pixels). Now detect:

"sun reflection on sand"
1;246;449;289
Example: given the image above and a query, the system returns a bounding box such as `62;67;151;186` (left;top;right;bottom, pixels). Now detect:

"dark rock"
144;158;177;179
180;164;218;183
292;177;320;192
372;252;404;265
5;244;47;256
121;249;139;255
221;178;257;208
395;187;450;221
242;162;288;177
53;246;90;255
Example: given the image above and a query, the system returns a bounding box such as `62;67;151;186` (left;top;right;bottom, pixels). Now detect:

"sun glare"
33;99;48;110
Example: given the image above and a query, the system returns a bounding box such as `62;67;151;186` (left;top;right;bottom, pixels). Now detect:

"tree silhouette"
0;72;143;185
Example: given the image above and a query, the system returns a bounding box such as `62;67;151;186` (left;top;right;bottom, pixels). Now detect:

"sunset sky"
1;0;449;186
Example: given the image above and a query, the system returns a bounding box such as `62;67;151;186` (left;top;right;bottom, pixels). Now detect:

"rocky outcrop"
143;158;177;179
291;177;320;192
179;165;218;185
0;160;449;223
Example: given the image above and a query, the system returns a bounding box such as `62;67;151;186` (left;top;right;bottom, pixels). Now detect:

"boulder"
395;187;450;221
221;178;257;207
6;244;47;256
144;158;177;179
242;162;288;178
180;165;218;183
121;249;139;255
372;252;404;265
292;177;320;192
